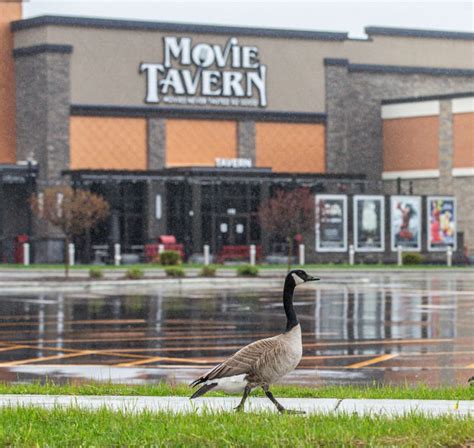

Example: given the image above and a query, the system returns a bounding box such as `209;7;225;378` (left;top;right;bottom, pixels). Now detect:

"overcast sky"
23;1;473;38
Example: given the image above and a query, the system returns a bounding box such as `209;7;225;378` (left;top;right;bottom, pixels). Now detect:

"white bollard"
23;243;30;266
203;244;210;266
158;244;165;254
397;244;403;266
68;243;75;267
349;244;355;266
114;243;121;266
298;244;305;266
447;245;453;267
249;244;256;266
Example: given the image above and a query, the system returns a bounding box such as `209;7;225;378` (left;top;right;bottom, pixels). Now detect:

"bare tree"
259;188;315;270
31;186;110;277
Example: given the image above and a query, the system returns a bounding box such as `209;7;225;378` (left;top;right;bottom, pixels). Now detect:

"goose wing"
190;335;280;386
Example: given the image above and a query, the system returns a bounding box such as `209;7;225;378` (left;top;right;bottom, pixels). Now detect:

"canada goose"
190;269;319;413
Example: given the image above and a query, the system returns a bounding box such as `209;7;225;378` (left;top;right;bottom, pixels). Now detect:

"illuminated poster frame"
390;195;422;251
353;195;385;252
315;194;347;252
427;196;457;251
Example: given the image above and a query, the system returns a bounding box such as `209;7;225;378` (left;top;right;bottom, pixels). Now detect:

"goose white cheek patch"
291;274;305;285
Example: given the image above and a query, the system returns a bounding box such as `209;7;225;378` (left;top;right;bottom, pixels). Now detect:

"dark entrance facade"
0;164;37;263
66;167;368;263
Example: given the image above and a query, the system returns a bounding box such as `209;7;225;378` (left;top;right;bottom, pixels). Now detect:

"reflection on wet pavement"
0;272;473;386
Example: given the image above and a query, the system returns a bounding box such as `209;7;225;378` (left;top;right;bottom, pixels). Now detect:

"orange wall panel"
453;113;474;168
256;122;325;173
70;117;147;170
383;116;439;172
0;3;21;164
166;119;237;167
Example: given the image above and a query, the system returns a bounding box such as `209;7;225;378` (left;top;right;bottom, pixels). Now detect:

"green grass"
0;406;472;447
1;381;473;401
0;262;469;270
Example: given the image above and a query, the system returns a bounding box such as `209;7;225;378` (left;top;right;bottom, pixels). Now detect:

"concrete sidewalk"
0;395;472;417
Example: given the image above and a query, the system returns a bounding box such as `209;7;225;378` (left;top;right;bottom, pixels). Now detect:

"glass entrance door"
215;215;248;248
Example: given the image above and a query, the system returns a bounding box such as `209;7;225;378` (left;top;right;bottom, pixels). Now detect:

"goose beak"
306;275;320;282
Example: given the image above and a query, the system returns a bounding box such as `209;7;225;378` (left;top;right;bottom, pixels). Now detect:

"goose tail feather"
190;382;217;399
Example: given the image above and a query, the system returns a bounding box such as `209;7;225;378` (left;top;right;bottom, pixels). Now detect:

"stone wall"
14;45;72;262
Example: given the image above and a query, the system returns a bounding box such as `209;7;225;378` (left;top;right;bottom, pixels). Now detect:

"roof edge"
365;26;474;41
11;15;348;41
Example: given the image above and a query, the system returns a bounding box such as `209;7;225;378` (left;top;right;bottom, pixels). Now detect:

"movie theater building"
0;4;473;263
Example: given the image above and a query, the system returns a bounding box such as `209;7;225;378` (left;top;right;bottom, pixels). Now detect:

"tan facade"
70;116;147;170
12;22;474;114
0;3;20;164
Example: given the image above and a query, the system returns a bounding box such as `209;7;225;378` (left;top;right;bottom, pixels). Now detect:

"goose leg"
234;384;252;412
262;384;305;414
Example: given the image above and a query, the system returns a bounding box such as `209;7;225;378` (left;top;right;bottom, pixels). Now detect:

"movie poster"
390;196;421;251
316;194;347;252
427;196;457;251
354;195;385;252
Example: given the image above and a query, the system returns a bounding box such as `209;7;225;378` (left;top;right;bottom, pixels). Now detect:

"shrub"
200;265;217;277
159;250;182;266
125;268;144;280
165;266;185;278
402;252;423;265
237;264;259;277
89;268;103;280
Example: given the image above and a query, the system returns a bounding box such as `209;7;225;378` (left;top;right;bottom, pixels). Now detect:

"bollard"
447;245;453;267
298;244;305;266
397;244;403;266
158;244;165;254
23;243;30;266
349;244;355;266
114;243;121;266
68;243;75;267
203;244;210;266
250;244;256;266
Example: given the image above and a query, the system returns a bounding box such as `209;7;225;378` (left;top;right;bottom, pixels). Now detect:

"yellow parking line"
116;356;223;368
0;345;27;353
0;350;96;367
346;353;399;369
466;363;474;368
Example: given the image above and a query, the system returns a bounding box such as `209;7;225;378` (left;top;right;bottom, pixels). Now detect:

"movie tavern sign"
140;37;267;107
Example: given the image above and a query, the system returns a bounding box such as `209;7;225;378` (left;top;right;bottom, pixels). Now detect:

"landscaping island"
0;383;472;446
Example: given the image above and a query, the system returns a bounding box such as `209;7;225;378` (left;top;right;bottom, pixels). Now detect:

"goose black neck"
283;277;298;332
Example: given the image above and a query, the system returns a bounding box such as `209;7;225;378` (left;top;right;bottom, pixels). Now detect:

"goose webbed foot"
262;384;305;415
279;408;306;415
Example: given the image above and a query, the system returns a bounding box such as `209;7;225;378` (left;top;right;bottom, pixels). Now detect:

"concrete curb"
0;269;472;293
0;395;472;416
